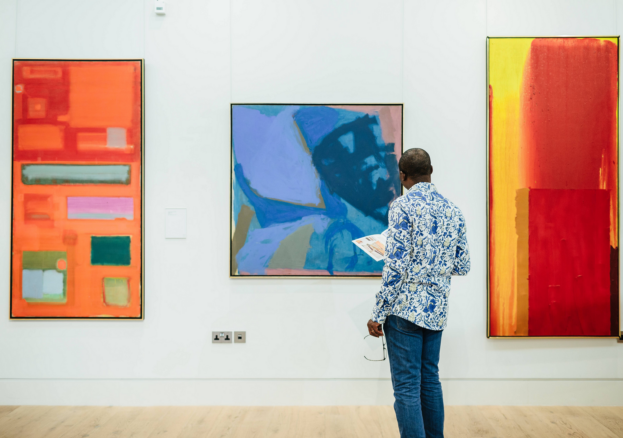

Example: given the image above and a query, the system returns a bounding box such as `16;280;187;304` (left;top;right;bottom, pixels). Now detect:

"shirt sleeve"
451;214;470;276
371;200;413;324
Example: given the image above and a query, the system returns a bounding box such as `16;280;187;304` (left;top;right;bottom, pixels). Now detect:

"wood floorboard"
0;406;56;438
562;406;620;438
18;406;80;438
513;406;566;437
0;407;19;419
533;406;593;438
42;406;98;438
177;406;224;438
203;406;245;438
222;406;273;438
295;406;325;438
1;406;623;438
108;405;166;438
85;406;146;438
589;407;623;437
478;406;529;438
143;406;199;438
55;406;117;438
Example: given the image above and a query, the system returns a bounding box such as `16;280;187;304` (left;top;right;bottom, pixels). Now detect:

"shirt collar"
408;182;437;193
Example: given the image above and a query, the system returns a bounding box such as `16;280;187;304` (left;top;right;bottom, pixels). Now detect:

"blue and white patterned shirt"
371;182;470;330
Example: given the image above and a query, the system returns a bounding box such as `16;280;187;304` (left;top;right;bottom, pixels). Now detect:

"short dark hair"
399;148;432;178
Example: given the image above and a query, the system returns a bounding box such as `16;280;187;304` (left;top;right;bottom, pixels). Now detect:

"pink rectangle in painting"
67;197;134;220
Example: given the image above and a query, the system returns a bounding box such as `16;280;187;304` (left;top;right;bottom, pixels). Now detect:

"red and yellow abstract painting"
488;38;619;337
11;60;144;319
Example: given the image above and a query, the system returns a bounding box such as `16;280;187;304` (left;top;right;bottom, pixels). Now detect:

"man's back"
371;182;470;330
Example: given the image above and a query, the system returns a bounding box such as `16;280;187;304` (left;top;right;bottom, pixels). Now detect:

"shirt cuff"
371;308;388;324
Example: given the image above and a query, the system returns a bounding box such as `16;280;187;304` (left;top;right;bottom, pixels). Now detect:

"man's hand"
367;319;384;337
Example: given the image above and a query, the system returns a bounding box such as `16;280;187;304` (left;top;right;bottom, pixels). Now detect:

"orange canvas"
11;59;144;319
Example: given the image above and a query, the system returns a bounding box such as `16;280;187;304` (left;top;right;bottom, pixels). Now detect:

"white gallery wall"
0;0;622;406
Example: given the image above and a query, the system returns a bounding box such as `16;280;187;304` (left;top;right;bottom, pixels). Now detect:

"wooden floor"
1;405;623;438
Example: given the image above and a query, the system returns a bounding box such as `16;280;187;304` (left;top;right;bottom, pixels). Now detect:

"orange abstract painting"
11;59;144;319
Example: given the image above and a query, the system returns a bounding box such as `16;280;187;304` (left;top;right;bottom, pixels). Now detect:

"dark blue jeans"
384;315;444;438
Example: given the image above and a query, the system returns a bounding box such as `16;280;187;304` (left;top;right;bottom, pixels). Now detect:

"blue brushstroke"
338;132;355;153
344;198;386;236
236;215;331;275
300;199;385;274
293;106;339;151
232;105;322;206
310;114;400;225
235;164;345;227
334;108;367;129
239;105;290;117
232;173;246;223
323;220;363;274
371;124;385;149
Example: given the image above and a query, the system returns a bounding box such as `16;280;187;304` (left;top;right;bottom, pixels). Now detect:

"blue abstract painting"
231;104;403;277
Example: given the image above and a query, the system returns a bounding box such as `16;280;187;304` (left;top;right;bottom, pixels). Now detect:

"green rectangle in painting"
23;251;67;271
22;164;131;185
103;277;130;306
91;236;131;266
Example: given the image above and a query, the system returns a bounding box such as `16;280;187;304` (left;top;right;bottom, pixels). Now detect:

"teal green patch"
22;164;131;185
91;236;131;266
22;251;67;303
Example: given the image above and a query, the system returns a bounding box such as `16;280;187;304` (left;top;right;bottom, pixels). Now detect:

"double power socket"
212;331;246;344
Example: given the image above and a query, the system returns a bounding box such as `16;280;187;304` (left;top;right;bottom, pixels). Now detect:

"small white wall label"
165;208;187;239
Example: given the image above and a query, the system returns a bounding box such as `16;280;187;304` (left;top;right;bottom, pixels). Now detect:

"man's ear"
430;165;434;176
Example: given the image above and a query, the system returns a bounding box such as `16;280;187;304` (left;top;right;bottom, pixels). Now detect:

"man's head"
398;148;433;189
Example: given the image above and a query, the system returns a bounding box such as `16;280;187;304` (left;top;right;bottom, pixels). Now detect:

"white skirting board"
1;379;622;406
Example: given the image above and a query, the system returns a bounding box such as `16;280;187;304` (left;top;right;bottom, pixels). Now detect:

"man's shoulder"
393;186;465;217
441;196;466;223
439;194;461;210
391;192;425;212
425;190;466;220
402;188;429;203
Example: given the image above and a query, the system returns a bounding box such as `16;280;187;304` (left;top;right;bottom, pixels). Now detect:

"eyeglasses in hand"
363;335;387;361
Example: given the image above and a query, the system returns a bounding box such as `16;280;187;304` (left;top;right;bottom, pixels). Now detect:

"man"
367;148;470;438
